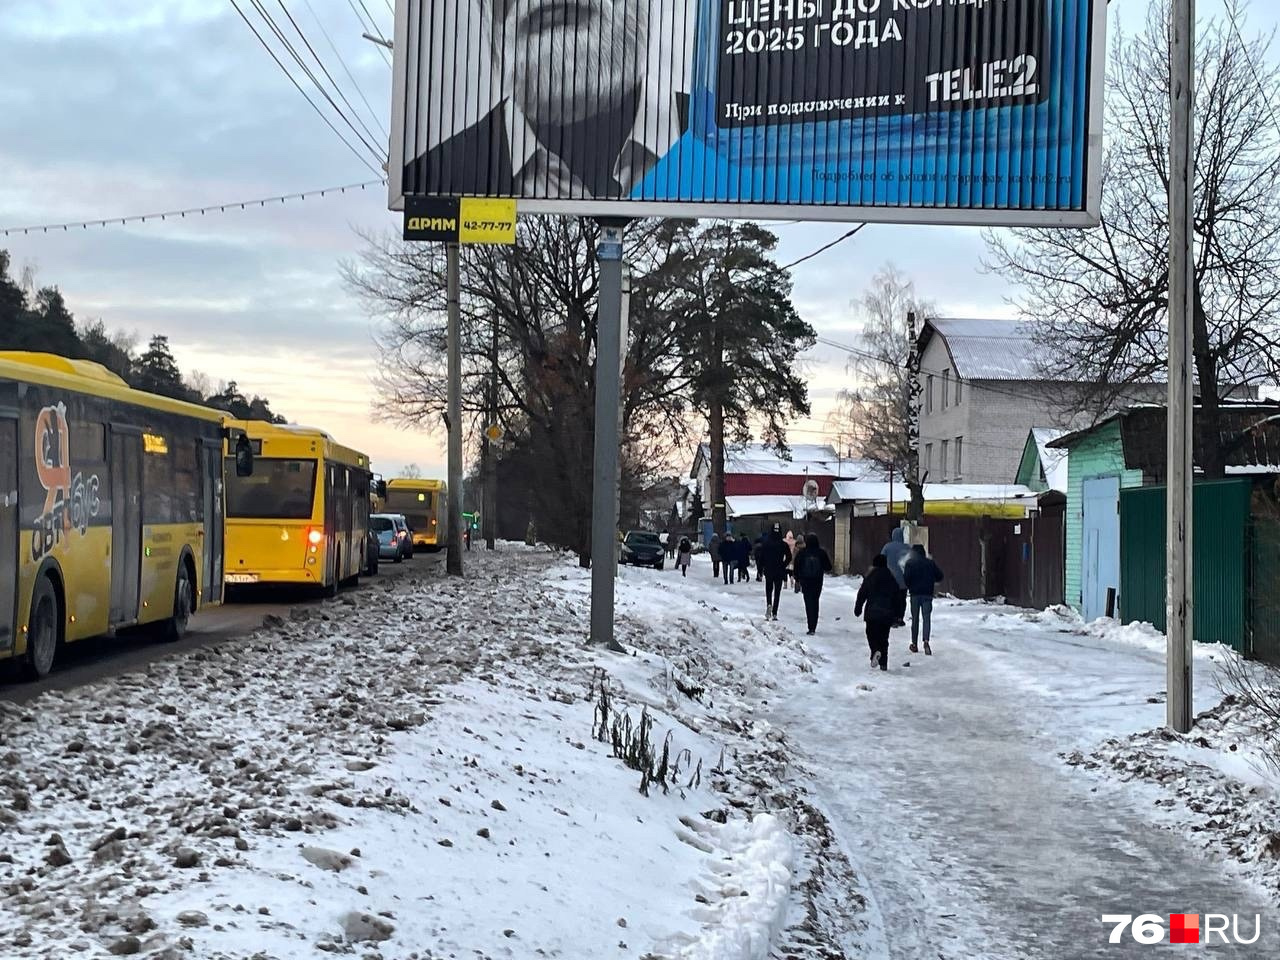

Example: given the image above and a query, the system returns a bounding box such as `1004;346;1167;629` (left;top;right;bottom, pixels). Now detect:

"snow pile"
0;550;851;959
1066;688;1280;900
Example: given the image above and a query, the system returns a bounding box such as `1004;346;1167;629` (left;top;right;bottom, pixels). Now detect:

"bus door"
200;439;224;604
0;416;17;654
109;428;143;624
324;464;338;582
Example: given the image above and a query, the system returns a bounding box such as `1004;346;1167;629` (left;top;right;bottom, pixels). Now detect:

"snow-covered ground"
4;547;1278;959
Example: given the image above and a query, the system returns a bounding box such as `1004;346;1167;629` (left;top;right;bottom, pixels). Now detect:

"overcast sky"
1;0;1273;479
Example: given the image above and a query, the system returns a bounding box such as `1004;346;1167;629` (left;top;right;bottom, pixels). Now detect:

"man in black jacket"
855;554;901;671
758;525;791;621
902;544;944;655
792;533;833;635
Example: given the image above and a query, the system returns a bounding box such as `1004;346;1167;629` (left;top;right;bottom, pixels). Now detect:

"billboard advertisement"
389;0;1105;226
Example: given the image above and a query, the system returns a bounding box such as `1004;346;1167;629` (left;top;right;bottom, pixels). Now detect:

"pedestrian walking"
659;529;672;560
902;543;943;655
855;554;901;671
736;533;752;585
709;533;722;579
722;534;736;584
792;533;833;634
753;535;766;582
880;527;912;627
785;529;799;592
677;536;693;577
758;524;791;620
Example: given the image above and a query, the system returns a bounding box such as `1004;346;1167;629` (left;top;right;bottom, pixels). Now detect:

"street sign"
403;196;517;244
389;0;1106;227
484;424;503;442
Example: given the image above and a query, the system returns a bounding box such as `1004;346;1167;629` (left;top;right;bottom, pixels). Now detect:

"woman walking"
676;536;693;577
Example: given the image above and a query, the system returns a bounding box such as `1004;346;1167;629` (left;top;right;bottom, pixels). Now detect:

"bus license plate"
225;574;259;584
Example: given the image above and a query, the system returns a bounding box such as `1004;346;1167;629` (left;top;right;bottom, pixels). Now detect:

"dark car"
620;531;665;570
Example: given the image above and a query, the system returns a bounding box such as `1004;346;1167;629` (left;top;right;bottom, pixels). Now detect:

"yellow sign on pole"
459;198;517;246
484;424;503;442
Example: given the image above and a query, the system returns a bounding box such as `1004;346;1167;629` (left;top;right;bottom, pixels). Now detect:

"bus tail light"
307;528;324;545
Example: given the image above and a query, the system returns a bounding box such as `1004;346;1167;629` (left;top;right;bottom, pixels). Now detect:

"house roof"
1048;403;1280;480
920;317;1039;382
1031;427;1070;492
726;495;833;520
827;481;1037;505
692;443;883;479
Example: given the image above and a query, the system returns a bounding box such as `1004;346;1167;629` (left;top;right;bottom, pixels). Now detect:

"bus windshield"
224;458;318;519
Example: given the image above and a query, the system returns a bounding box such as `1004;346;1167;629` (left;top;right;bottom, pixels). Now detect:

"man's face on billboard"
487;0;647;126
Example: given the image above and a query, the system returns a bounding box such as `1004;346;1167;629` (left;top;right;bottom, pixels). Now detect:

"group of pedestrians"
707;531;757;585
855;528;943;671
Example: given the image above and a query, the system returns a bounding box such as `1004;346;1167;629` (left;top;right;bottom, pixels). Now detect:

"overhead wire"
780;223;867;270
244;0;387;164
0;179;386;236
227;0;384;176
302;0;389;141
346;0;393;66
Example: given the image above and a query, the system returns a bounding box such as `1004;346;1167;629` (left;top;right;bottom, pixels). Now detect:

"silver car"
371;513;414;561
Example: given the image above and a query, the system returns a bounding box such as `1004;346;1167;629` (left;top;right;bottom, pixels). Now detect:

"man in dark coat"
856;554;901;671
792;533;833;635
708;533;722;579
758;524;792;621
734;533;751;585
752;535;766;583
721;534;736;584
902;544;944;655
880;527;911;627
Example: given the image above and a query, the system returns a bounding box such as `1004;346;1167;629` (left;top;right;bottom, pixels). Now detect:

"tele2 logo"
1102;914;1262;946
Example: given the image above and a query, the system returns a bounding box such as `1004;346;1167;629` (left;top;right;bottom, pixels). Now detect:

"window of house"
955;376;963;405
926;375;934;414
941;439;949;479
924;443;933;477
942;370;950;409
955;437;963;480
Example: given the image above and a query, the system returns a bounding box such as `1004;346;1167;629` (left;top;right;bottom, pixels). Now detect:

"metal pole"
446;243;464;577
590;220;627;651
484;315;498;550
1168;0;1195;733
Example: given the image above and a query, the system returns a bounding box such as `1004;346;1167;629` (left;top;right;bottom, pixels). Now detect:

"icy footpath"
0;548;852;959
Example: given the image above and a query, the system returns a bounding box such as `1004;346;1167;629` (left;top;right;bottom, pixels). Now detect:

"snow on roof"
694;443;883;479
827;481;1038;505
928;318;1039;382
1032;428;1070;493
726;495;831;519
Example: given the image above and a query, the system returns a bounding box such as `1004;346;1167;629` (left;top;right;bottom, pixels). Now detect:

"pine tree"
132;335;195;401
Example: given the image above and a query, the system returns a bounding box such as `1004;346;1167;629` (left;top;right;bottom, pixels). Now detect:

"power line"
227;0;384;176
245;0;387;163
0;179;385;236
270;0;389;151
302;0;389;141
781;223;867;270
346;0;392;66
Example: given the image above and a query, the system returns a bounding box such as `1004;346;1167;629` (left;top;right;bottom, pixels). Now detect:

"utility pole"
446;243;464;577
1168;0;1196;733
484;315;498;551
590;219;628;652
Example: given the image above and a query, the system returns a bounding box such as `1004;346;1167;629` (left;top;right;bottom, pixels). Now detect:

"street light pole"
1168;0;1196;733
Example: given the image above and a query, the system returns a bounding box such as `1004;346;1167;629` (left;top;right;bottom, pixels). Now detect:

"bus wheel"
161;562;194;642
24;577;59;680
323;551;340;599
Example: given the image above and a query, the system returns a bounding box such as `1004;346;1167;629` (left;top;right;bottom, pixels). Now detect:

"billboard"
389;0;1105;226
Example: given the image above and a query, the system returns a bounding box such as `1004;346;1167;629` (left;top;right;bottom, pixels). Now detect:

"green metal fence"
1119;479;1252;652
1251;517;1280;664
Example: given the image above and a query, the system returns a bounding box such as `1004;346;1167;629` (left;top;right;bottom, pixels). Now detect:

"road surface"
0;554;440;705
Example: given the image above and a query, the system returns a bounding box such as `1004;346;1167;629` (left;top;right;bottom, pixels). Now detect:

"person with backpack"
855;554;901;671
880;527;912;627
676;536;693;577
792;533;833;635
758;524;791;621
708;533;722;579
721;534;736;584
902;543;944;655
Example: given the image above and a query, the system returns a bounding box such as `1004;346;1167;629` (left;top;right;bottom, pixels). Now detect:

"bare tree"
985;1;1280;477
341;217;696;563
827;264;934;500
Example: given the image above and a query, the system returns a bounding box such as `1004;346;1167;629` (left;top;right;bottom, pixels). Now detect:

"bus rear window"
224;458;317;519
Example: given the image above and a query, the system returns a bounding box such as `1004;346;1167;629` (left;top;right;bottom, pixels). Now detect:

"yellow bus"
382;478;448;552
1;352;242;679
221;420;376;595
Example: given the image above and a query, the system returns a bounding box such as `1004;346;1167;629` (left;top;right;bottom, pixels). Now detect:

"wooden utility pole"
1168;0;1196;733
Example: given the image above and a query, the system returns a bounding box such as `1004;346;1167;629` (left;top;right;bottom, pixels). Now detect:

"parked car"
371;513;413;562
620;530;665;570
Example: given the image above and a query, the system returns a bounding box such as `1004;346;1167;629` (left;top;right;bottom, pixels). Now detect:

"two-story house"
915;318;1162;485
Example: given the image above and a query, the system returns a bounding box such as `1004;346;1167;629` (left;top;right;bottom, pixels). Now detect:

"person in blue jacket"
902;544;944;655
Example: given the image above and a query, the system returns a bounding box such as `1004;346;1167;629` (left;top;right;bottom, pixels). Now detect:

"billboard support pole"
1168;0;1195;733
590;218;628;652
446;242;464;577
